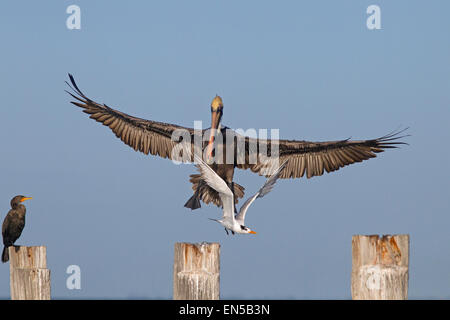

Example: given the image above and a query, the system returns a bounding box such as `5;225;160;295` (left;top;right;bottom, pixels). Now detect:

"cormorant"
2;195;32;263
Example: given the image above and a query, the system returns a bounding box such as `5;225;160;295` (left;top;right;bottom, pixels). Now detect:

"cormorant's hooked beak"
20;197;32;202
207;96;223;159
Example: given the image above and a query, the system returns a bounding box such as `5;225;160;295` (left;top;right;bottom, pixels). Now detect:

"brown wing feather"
188;174;245;207
236;128;409;179
66;74;197;161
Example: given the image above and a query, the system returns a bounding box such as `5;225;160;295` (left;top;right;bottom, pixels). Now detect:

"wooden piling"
351;234;409;300
173;242;220;300
9;246;51;300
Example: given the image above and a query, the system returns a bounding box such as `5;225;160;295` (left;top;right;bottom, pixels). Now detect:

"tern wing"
235;160;288;224
193;154;235;221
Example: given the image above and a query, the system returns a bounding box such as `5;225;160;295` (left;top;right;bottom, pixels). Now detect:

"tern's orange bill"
249;230;257;234
20;197;32;202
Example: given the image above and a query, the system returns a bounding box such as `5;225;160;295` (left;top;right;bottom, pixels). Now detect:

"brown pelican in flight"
65;74;408;210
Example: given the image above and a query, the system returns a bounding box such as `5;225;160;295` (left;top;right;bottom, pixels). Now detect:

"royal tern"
194;154;288;235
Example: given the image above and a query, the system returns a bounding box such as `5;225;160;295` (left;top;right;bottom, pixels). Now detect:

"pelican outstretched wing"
235;128;409;179
66;74;198;162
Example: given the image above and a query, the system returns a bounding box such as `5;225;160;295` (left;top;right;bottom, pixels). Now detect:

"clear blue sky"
0;1;449;299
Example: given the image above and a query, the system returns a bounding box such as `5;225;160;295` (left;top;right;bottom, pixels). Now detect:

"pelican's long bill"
206;96;223;158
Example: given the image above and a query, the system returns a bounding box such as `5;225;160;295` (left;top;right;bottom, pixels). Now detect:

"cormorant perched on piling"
2;196;32;263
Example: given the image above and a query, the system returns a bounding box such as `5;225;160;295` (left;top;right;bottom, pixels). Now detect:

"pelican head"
207;95;224;157
211;95;223;111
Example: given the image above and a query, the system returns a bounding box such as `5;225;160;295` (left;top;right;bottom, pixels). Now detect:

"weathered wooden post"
173;242;220;300
351;234;409;300
9;246;51;300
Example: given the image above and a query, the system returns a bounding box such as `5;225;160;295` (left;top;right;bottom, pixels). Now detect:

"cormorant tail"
2;246;9;263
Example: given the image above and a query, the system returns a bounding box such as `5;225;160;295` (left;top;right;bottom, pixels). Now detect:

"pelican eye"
211;106;223;112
